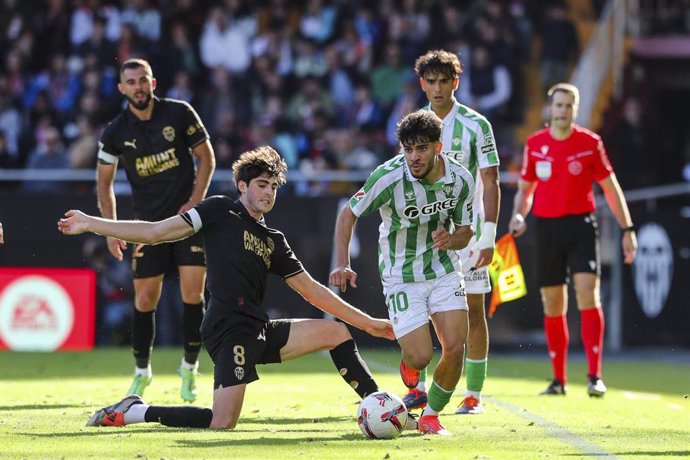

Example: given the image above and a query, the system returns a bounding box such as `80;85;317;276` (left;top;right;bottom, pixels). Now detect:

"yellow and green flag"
488;234;527;317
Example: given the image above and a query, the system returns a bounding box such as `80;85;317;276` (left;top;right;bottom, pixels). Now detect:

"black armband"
622;225;635;233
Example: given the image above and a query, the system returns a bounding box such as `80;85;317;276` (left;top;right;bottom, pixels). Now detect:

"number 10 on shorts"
387;292;409;314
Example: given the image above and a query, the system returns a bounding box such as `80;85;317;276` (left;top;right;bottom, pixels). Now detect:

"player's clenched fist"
329;265;358;292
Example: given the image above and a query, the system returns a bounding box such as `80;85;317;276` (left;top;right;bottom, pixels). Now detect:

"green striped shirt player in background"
330;110;475;435
407;50;501;415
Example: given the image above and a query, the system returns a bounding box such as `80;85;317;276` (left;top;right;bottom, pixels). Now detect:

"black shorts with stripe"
203;314;292;389
131;231;205;278
535;213;600;287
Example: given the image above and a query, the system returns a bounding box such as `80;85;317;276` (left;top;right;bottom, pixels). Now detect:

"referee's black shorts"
534;213;600;287
203;314;292;389
131;231;206;278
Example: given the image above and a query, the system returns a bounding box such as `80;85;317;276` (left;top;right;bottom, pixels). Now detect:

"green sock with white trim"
465;357;488;394
423;380;454;416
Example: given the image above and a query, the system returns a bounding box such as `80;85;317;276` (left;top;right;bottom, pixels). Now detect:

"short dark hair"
547;82;580;106
414;49;463;80
396;110;443;147
119;58;153;79
232;146;288;187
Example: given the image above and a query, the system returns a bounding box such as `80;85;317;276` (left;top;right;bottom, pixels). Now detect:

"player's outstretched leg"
86;394;144;427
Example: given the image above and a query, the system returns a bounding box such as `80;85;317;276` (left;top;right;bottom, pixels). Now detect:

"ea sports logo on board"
0;275;74;351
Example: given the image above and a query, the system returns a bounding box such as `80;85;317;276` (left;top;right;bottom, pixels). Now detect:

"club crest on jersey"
162;126;175;142
536;160;552;181
404;190;415;201
404;198;458;219
234;366;245;380
124;138;137;149
444;184;454;196
452;136;461;147
541;145;549;155
568;160;583;176
353;190;366;201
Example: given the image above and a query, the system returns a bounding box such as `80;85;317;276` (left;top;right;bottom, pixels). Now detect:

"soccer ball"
357;391;408;439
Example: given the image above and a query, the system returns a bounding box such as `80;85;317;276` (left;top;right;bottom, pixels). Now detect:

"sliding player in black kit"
60;146;415;430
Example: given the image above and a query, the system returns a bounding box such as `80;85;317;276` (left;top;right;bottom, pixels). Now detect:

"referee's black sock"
183;301;204;365
330;339;379;399
145;405;213;428
132;309;155;369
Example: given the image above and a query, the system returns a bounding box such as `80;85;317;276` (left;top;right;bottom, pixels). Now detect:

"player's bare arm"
598;174;638;264
432;224;473;250
58;211;195;245
96;161;127;260
509;179;537;237
329;205;359;292
475;165;501;267
178;139;216;214
287;271;394;341
0;221;4;244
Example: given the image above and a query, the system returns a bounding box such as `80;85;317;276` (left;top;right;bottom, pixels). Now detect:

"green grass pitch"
1;348;688;459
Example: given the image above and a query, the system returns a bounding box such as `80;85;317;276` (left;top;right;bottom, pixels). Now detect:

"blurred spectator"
0;89;21;162
299;0;338;44
539;2;579;93
166;71;195;104
605;97;655;189
74;13;117;67
371;43;413;115
67;115;98;169
31;0;71;72
457;44;512;122
23;125;70;193
23;53;81;116
199;5;255;74
82;235;133;346
0;131;18;169
70;0;122;48
120;0;161;43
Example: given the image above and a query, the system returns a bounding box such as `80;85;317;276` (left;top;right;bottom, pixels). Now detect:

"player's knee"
442;341;465;363
134;297;157;312
209;414;239;429
329;321;352;347
404;350;433;370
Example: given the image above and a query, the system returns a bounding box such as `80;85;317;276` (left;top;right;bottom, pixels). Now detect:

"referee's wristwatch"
621;225;635;233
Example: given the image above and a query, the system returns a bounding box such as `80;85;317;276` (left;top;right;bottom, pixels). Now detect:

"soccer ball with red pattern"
357;391;408;439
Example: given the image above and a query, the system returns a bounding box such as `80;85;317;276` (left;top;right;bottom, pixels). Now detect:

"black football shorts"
203;315;292;389
534;213;600;287
131;231;205;278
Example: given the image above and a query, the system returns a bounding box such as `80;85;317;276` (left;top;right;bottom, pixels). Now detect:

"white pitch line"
365;357;618;459
486;396;619;459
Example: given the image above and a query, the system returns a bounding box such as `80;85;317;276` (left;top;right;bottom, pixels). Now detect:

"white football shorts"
382;272;468;339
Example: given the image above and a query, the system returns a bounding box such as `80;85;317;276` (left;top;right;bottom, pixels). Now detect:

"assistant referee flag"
488;234;527;317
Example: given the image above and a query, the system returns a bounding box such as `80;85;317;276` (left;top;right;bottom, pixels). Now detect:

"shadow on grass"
240;416;351;425
0;404;82;411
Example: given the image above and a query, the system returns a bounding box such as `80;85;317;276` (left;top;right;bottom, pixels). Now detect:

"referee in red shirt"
509;83;637;397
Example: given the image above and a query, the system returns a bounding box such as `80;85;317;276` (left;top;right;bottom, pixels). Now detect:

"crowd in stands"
0;0;569;198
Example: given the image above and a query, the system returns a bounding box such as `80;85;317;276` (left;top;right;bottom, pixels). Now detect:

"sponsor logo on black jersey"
135;148;180;177
124;138;137;149
244;230;273;268
190;245;204;253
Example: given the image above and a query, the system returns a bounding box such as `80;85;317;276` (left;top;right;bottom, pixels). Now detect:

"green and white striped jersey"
350;153;475;284
427;99;499;237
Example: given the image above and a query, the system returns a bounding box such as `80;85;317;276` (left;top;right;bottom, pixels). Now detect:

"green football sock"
465;358;488;393
426;380;454;413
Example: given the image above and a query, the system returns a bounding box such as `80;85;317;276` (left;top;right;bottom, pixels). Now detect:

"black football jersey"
98;97;209;220
182;196;304;327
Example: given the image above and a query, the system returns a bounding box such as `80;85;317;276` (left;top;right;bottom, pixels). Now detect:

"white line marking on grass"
486;396;619;459
667;403;684;410
365;357;617;459
622;391;661;400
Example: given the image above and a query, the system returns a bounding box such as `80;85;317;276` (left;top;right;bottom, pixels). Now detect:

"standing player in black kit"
59;146;400;430
96;58;216;402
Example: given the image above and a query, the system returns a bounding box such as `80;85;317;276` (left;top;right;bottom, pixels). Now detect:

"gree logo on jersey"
403;198;458;219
